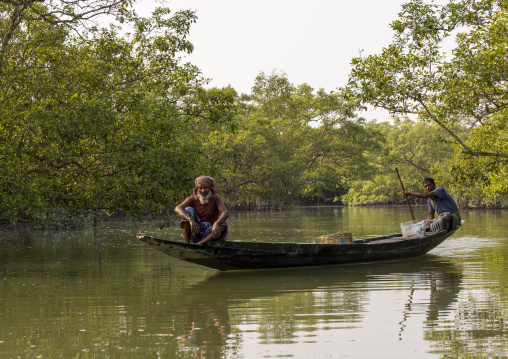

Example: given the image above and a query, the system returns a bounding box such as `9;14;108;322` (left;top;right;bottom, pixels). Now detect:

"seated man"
403;177;461;231
175;176;229;245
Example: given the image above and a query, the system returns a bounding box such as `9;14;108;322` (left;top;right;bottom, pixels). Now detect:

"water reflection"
150;255;462;358
176;304;231;358
4;208;508;358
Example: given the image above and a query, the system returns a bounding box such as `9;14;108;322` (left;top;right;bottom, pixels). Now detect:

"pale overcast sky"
136;0;412;122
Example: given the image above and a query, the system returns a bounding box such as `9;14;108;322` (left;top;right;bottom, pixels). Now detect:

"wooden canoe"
137;228;460;271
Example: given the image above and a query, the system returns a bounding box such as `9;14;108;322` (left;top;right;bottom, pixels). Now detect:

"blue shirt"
428;187;459;214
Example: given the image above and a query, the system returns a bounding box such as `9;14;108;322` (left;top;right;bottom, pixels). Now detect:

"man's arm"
403;190;437;198
175;201;199;234
175;203;192;221
217;202;229;222
210;203;229;239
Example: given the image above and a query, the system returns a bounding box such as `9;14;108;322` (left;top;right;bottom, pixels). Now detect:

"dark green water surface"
2;206;508;358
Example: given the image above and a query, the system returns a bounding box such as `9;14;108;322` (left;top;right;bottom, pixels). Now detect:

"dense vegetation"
1;0;507;228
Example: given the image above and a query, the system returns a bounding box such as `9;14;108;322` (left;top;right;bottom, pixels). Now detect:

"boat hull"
137;229;457;271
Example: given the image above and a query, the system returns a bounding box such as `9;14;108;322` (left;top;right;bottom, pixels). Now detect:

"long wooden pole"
396;167;415;221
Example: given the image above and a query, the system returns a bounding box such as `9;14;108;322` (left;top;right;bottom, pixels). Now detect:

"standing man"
403;178;461;230
175;176;229;245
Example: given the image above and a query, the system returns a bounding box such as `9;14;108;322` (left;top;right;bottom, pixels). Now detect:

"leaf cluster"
0;1;236;226
347;0;508;201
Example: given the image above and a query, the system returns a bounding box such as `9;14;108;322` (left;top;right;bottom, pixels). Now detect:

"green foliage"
209;71;383;208
0;1;236;226
347;0;508;200
3;0;507;227
343;118;468;206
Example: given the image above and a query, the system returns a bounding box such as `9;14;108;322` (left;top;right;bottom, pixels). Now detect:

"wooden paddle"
396;167;415;221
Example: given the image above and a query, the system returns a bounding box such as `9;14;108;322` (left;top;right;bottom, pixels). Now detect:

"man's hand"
212;223;222;239
189;219;199;234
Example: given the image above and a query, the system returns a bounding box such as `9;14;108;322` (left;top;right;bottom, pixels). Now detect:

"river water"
1;206;508;358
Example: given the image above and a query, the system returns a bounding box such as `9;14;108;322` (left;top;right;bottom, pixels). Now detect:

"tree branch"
416;99;508;159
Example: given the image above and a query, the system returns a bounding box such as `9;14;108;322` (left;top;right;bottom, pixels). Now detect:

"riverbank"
2;201;506;231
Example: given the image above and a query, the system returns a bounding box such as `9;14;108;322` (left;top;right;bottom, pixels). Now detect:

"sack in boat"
315;232;354;244
401;220;426;238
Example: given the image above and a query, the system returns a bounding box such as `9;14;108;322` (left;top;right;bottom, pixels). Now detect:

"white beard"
197;191;212;204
